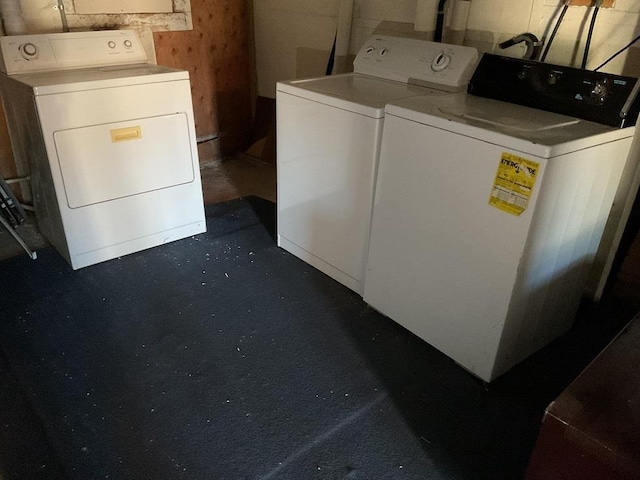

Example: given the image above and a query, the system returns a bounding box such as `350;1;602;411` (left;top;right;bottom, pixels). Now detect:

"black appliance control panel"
468;54;640;128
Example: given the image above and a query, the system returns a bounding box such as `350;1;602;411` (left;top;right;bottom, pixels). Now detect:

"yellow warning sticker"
489;152;540;216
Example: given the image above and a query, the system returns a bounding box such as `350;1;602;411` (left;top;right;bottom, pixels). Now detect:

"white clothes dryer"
276;36;478;294
364;54;640;382
0;31;206;269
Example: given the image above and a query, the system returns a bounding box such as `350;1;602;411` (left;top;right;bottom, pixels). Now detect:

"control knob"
591;81;608;104
431;52;451;72
19;42;38;60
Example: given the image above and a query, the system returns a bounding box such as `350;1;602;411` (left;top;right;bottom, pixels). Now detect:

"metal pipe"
57;0;69;33
0;213;37;260
4;175;30;185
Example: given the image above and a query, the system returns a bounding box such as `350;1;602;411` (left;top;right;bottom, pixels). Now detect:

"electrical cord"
540;1;570;62
594;33;640;71
582;0;603;69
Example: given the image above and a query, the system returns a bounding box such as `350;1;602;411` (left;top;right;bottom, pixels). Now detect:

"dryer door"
54;113;195;209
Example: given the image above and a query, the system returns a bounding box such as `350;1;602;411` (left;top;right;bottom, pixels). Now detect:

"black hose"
499;33;542;60
582;2;601;69
540;3;569;62
435;0;447;42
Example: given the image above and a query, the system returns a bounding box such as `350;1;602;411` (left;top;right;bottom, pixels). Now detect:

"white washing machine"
364;54;640;382
277;35;478;294
0;30;206;269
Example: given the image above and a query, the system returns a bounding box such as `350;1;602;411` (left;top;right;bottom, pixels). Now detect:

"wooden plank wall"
154;0;253;156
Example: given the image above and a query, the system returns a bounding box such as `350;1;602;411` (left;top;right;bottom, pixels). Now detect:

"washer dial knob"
19;42;38;60
431;52;451;71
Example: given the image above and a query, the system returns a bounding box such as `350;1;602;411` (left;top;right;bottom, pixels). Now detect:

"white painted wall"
254;0;640;98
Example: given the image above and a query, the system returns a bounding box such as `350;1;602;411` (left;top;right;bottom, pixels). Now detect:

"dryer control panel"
354;35;478;92
0;30;147;75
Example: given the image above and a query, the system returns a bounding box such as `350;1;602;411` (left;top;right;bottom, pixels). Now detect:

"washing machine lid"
277;73;439;119
386;94;634;157
8;64;188;95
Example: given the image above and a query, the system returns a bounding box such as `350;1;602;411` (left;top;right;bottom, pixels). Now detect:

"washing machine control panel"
469;53;640;127
0;30;147;75
354;35;478;92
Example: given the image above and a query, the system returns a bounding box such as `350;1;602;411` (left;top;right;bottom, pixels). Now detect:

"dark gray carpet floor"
0;197;637;480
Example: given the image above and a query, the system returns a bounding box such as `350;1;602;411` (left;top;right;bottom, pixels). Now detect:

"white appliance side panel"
0;75;70;260
277;91;382;294
495;137;632;377
363;115;544;381
54;113;194;208
586;131;639;300
34;79;205;267
0;77;34;186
